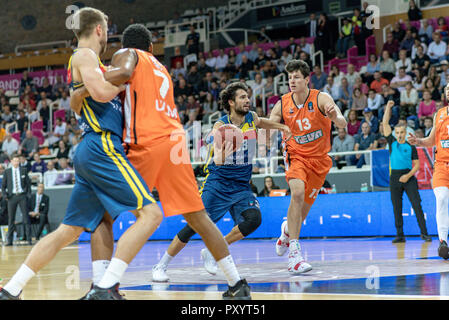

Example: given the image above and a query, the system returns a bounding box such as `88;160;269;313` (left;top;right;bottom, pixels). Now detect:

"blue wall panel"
78;190;437;242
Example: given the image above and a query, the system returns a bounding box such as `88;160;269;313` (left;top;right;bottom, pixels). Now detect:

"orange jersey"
435;106;449;163
281;90;332;158
123;49;183;146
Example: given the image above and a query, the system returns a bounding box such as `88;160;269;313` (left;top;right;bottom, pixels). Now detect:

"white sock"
3;264;36;296
289;239;301;253
97;258;128;289
216;255;241;287
434;187;449;243
159;252;173;267
92;260;110;286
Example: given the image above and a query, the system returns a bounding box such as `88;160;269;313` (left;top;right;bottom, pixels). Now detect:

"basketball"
215;124;244;153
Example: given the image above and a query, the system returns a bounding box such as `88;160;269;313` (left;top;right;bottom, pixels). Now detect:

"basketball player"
0;8;163;300
408;85;449;259
70;24;251;299
269;60;347;274
151;82;291;282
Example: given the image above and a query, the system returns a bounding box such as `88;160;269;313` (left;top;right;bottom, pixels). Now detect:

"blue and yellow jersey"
67;48;123;138
202;112;258;188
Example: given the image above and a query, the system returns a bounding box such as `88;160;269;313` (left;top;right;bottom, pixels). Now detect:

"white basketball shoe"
276;220;290;256
152;264;169;282
288;243;312;274
201;248;218;275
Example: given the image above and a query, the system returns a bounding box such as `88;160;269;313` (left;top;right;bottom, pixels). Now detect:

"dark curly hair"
122;23;152;51
219;82;249;112
285;59;311;78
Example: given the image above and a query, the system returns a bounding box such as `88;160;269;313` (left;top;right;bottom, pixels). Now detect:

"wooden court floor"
2;238;449;300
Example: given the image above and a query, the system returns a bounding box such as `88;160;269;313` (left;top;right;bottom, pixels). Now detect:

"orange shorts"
433;161;449;189
285;155;332;205
125;134;204;217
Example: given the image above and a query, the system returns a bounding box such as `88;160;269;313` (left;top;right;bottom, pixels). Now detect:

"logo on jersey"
293;129;323;145
289;108;294;114
441;140;449;148
308;102;314;112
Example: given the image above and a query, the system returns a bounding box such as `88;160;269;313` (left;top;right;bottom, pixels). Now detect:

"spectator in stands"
298;51;313;69
418;89;437;119
345;64;360;88
367;89;383;112
174;78;192;99
351;87;367;112
392;22;406;43
353;76;369;95
37;91;52;111
423;116;433;137
264;76;275;98
186;64;202;93
310;65;327;90
380;84;401;117
250;73;264;99
107;19;118;36
185;24;200;56
411;39;427;61
351;121;378;168
254;47;268;69
298;36;311;55
383;32;400;60
66;116;80;141
236;43;249;67
54;158;73;185
363;54;380;84
257;26;268;43
1;105;13;123
44;161;57;187
380;50;396;81
202;92;218;123
248;42;259;62
185;95;201;122
400;81;419;114
57;90;71;116
16;110;28;133
400;29;415;54
347;109;361;136
277;49;292;72
38;78;53;99
315;13;331;59
323;75;340;102
337;77;352;112
336;18;353;58
419;19;434;44
352;8;364;55
31;153;47;175
215;49;229;72
329;65;344;87
197;57;213;79
260;60;277;79
55;140;69;160
172;61;187;80
396;49;413;74
19;154;31;172
391;67;413;92
286;37;297;56
424;78;441;101
68;136;79;162
258;176;280;197
370;71;390;93
425;64;441;87
412;45;431;76
2;134;19;158
436;16;449;37
332;127;355;167
428;32;447;64
19;130;38;158
237;54;254;80
266;48;278;64
359;107;379;134
52;75;66;98
408;0;422;21
306;13;318;38
19;71;33;95
271;41;282;59
48;117;66;146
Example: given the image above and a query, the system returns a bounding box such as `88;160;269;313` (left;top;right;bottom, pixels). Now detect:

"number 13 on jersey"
296;118;311;132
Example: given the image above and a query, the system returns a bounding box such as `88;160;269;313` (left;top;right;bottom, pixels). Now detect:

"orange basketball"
215;124;244;153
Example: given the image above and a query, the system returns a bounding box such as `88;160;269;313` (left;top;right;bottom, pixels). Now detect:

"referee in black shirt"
383;101;432;243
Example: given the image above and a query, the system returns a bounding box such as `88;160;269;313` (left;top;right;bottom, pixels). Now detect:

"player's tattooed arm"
318;92;347;128
252;111;291;140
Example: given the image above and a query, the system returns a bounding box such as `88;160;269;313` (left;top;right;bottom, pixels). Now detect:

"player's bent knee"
177;225;196;243
290;189;305;202
57;224;84;242
238;208;262;237
137;204;163;226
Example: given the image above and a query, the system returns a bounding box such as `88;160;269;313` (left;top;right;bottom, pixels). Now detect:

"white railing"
312;50;324;72
382;24;393;44
274;72;287;96
209;28;271;46
15;41;71;54
164;18;209;49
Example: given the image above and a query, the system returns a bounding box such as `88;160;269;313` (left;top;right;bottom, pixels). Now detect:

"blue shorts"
63;132;155;232
201;178;260;225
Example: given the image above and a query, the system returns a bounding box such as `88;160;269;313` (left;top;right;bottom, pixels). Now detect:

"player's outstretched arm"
382;100;395;137
408;113;436;147
318;92;347;128
252;111;291;140
73;49;124;103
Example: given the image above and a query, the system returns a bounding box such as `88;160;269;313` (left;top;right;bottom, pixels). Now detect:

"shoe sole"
201;250;217;275
438;245;449;260
289;265;313;275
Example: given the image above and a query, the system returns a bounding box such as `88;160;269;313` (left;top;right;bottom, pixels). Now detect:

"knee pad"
238;208;262;237
177;224;197;243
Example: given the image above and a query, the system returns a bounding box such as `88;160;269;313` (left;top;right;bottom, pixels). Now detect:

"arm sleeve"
411;145;418;160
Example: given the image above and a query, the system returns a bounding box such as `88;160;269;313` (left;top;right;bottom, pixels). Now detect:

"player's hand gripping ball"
215;124;244;153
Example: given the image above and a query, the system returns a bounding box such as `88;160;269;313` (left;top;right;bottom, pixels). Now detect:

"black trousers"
6;193;30;244
390;170;428;236
32;214;49;240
